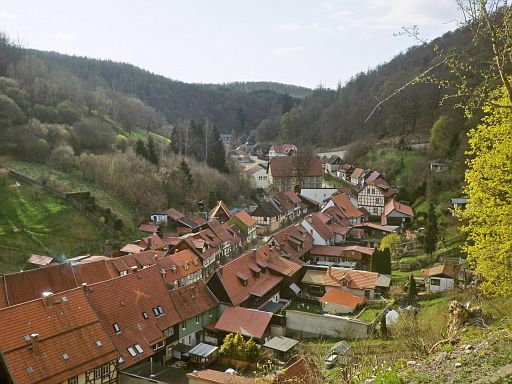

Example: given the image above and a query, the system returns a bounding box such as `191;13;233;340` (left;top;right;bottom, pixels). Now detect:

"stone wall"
285;310;368;339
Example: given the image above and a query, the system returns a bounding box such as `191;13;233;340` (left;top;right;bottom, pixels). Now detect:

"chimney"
42;291;54;306
131;266;138;272
30;333;40;356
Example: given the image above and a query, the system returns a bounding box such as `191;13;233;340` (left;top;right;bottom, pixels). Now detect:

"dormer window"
113;323;121;333
236;272;249;286
152;307;159;316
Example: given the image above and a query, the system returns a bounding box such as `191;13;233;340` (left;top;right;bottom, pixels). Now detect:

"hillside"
201;81;313;99
0;173;114;273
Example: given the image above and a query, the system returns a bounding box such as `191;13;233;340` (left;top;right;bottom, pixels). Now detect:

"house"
267;224;314;263
220;133;232;148
325;155;343;174
85;266;182;367
301;214;335;246
119;243;145;254
207;245;302;308
252;199;284;235
177;214;208;235
349;168;366;186
299;188;338;205
429;160;447;173
187;369;255;384
245;163;269;189
208;200;233;223
450;197;469;216
150;207;185;225
320;287;366;314
357;184;387;217
322;192;366;225
157;249;203;289
228;210;257;242
381;199;414;226
336;164;354;181
180;231;223;279
206;219;242;262
268;144;297;159
138;223;160;234
253;143;271;159
350;222;395;248
268;155;323;192
136;233;167;251
424;264;455;292
210;306;273;344
300;266;390;298
309;245;375;269
0;288;119;384
169;281;219;352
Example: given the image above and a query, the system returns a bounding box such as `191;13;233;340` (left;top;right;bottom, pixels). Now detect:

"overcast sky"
0;1;461;88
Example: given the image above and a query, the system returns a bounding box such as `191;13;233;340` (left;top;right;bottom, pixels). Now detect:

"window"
102;363;109;376
157;306;164;315
142;312;148;319
94;367;102;379
430;278;441;286
375;198;381;205
127;348;137;357
68;377;78;384
181;322;186;330
113;323;121;333
209;308;214;317
153;307;159;316
134;344;144;354
195;315;200;324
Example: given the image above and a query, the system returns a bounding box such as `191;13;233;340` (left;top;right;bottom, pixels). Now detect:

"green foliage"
146;135;160;165
56;100;82;124
114;134;128;152
31;104;60;123
219;332;259;361
206;125;227;172
407;274;418;298
370;248;392;275
461;86;512;296
179;159;193;187
379;314;388;340
424;203;438;256
0;93;26;128
429;115;461;159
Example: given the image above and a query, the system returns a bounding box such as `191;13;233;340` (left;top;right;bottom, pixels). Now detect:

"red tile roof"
214;307;272;339
269;224;314;262
324;267;379;290
166;208;185;221
307;214;334;240
208;200;233;221
4;263;78;306
73;260;118;285
232;210;256;227
156;249;202;284
269;156;323;177
138;233;167;251
329;193;365;219
120;243;145;254
85;266;181;368
384;199;414;217
213;245;300;306
27;254;54;267
284;191;302;205
424;264;455;279
208;219;241;246
353;222;395;233
187;369;255;383
320;288;366;309
0;289;118;384
168;281;218;320
279;358;323;384
350;168;365;179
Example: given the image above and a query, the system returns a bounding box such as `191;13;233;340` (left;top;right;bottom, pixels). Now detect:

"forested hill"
28;49;301;134
200;81;313;99
257;24;485;147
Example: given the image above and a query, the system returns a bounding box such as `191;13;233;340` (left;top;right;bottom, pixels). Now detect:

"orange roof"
308;214;334;240
120;243;144;254
233;210;256;227
424;264;455;279
208;219;241;246
208;200;233;221
138;223;160;233
0;289;118;384
85;266;181;368
323;267;379;290
279;358;322;384
214;307;272;339
350;168;365;179
270;144;297;155
156;249;202;284
73;260;118;285
330;193;365;219
187;369;255;383
212;245;300;306
138;233;167;251
384;199;414;217
320;288;366;309
168;281;218;320
353;222;395;233
269;224;313;262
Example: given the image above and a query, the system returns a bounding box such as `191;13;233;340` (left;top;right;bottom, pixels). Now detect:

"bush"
219;332;259;361
113;218;123;230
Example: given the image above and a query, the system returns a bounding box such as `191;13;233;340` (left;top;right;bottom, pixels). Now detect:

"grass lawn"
391;268;424;284
364;148;422;185
357;308;381;322
0;175;112;273
127;129;171;145
1;159;138;236
286;300;323;315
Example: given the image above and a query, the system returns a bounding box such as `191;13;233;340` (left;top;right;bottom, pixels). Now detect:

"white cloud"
0;12;17;20
271;46;303;56
53;32;76;42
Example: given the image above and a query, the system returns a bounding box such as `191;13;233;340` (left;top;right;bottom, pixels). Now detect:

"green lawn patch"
357;308;381;322
286;300;323;314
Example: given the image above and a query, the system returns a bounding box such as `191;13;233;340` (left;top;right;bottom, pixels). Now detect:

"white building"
424;264;455;292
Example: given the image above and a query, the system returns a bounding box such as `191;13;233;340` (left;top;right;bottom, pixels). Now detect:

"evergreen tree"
381;248;392;275
179;159;193;187
208;190;217;210
134;138;147;159
207;125;227;173
146;135;160;165
370;248;381;273
407;274;417;298
424;203;438;260
380;314;388;340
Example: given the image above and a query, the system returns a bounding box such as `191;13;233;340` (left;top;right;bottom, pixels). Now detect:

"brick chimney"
30;333;40;356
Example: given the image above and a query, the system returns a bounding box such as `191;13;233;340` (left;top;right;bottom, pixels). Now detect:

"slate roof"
168;280;218;321
320;288;366;309
214;306;272;339
85;266;181;368
0;288;118;384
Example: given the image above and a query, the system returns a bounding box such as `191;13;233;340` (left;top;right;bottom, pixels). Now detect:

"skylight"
127;348;137;357
142;312;148;319
63;353;70;360
134;344;144;354
157;306;164;315
96;340;103;347
113;323;121;333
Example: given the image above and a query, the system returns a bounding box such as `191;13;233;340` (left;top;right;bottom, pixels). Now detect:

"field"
0;175;112;273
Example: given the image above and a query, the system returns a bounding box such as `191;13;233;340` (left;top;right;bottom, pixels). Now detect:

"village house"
138;223;160;234
320;287;366;315
450;197;469;216
268;144;297;159
300;266;391;298
179;232;222;280
157;249;203;289
350;222;396;248
357;183;387;217
324;155;343;174
381;199;414;226
309;245;375;270
252;199;284;235
150;207;185;226
349;168;366;186
301;214;335;246
322;192;366;225
424;264;456;292
227;209;257;242
207;245;302;309
0;288;119;384
168;281;219;355
84;266;182;368
336;163;354;181
267;155;323;192
244;163;269;189
299;187;338;205
208;200;233;223
267;224;314;263
206;219;242;262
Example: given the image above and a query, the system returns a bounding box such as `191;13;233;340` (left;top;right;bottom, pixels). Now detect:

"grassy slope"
0;175;112;273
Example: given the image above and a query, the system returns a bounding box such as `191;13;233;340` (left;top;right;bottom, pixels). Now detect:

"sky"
0;1;462;89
